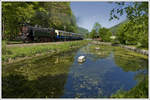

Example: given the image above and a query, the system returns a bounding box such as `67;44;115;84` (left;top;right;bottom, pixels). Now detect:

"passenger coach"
55;30;83;41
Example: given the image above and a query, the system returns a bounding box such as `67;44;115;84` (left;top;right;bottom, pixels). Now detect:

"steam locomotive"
21;24;83;42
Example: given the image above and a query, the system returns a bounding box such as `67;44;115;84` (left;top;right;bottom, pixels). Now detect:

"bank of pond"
2;40;89;64
2;42;148;98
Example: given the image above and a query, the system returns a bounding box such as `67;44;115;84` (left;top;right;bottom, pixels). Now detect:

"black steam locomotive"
21;24;83;42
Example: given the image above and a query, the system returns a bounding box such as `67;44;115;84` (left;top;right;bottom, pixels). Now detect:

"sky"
70;2;127;32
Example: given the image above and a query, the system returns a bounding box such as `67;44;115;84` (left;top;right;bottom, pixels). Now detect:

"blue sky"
70;2;127;32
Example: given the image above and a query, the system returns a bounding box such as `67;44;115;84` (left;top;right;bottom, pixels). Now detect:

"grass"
2;40;90;63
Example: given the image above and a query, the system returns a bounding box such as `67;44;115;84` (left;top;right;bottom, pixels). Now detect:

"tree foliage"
2;2;35;40
99;28;112;42
90;22;102;39
92;22;101;33
110;2;148;48
90;22;112;41
90;29;96;39
2;2;78;40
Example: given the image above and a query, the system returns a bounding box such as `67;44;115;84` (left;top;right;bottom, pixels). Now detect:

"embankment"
2;40;90;65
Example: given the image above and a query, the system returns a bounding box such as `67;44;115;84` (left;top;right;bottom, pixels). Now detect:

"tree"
2;2;35;40
2;2;78;40
90;22;101;39
110;2;148;48
90;29;96;39
99;28;112;42
92;22;101;33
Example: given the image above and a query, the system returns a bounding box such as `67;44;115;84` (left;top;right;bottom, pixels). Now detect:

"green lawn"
2;40;90;63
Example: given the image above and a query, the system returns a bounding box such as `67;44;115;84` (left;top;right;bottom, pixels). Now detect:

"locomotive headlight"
55;30;59;36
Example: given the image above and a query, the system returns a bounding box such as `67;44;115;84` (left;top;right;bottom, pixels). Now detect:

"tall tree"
99;27;112;42
110;2;148;48
90;29;96;39
90;22;101;39
2;2;35;40
92;22;101;33
2;2;78;40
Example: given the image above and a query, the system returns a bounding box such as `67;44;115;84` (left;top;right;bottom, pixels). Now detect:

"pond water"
2;43;148;98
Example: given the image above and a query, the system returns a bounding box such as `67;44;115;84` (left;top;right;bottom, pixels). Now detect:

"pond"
2;43;148;98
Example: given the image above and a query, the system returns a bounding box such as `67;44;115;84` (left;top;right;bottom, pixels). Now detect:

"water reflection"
113;47;148;72
62;44;148;98
113;47;148;83
2;73;68;98
2;51;76;98
2;44;148;98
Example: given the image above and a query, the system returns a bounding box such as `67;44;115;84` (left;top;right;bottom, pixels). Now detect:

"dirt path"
7;41;69;48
